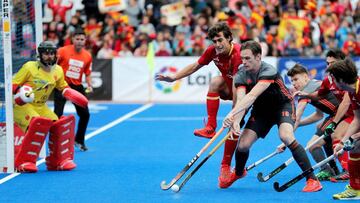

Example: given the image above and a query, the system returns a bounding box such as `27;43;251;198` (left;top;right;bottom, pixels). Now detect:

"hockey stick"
273;149;344;192
173;130;233;193
257;134;326;182
25;82;50;97
246;145;285;171
160;127;225;190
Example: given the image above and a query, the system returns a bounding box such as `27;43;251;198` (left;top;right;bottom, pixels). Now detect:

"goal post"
0;0;42;173
1;0;15;174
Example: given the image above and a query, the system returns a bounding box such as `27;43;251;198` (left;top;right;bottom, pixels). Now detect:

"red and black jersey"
349;78;360;110
318;75;354;117
298;79;339;115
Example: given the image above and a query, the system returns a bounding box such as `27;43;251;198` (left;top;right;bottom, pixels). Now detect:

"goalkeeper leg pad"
15;117;52;172
46;115;77;171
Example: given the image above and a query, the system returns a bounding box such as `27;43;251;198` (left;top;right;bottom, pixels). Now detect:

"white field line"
126;117;225;121
0;103;153;184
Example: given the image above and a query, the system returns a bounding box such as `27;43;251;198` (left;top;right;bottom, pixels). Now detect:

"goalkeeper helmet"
38;41;57;67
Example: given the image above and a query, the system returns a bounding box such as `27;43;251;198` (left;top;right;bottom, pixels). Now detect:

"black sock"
288;140;316;180
310;147;333;173
235;149;249;176
323;137;339;173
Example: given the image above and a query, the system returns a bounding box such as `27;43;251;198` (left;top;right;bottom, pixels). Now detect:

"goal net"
0;0;42;173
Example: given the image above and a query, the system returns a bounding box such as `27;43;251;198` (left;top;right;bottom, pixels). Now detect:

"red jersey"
198;43;242;89
57;45;92;86
350;78;360;110
318;75;354;117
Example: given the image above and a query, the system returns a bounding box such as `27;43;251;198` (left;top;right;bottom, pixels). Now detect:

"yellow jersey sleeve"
12;61;69;105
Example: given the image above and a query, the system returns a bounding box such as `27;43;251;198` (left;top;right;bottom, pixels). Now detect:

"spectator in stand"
194;15;210;36
53;14;67;46
144;4;158;27
137;15;156;36
153;31;172;56
191;42;204;56
47;0;73;23
125;0;142;28
118;42;133;57
323;36;339;54
134;40;148;57
97;40;115;59
73;10;85;26
155;42;172;56
336;19;352;48
156;16;173;34
284;40;302;56
46;21;60;46
163;29;174;51
343;32;360;56
229;0;252;19
84;16;102;37
100;14;117;37
67;16;83;34
355;1;360;34
82;0;103;22
173;31;191;56
175;17;191;39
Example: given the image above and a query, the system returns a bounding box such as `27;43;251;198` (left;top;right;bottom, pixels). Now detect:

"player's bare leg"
194;76;229;139
330;120;350;182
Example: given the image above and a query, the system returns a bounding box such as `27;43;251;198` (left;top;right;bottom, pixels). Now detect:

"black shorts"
244;102;295;138
315;115;334;137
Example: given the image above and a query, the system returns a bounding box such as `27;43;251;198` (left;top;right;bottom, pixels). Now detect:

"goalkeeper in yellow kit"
12;41;88;172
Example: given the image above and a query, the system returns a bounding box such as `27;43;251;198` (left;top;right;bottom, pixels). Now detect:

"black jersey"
298;79;339;115
234;61;292;110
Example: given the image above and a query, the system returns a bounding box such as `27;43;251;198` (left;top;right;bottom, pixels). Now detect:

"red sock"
221;134;239;166
333;140;349;171
349;153;360;190
206;92;220;129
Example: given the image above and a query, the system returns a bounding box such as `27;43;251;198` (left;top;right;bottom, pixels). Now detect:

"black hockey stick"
273;149;343;192
257;134;326;182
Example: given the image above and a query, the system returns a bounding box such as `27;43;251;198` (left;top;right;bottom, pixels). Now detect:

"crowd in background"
42;0;360;59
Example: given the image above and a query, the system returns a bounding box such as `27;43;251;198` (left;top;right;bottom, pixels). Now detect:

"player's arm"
293;90;320;101
298;107;324;127
56;66;88;108
12;63;31;93
332;92;351;124
293;100;307;131
155;62;203;82
224;81;271;127
334;109;360;154
232;86;247;124
85;74;93;93
342;109;360;141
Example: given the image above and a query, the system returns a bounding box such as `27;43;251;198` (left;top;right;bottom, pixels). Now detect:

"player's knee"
51;115;75;133
237;140;250;152
308;145;318;153
209;77;225;91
